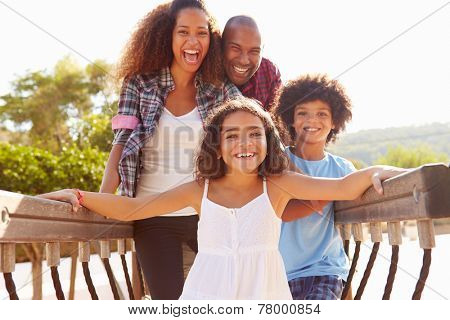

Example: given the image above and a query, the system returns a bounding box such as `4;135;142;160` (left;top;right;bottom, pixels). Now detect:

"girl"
100;0;240;299
39;97;407;299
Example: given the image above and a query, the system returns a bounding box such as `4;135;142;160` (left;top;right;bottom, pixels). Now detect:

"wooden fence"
1;163;449;299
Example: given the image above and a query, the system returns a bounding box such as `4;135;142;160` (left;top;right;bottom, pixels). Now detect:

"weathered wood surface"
0;190;133;242
335;163;450;224
0;243;16;272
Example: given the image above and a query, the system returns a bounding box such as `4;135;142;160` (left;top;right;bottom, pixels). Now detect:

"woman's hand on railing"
37;189;81;212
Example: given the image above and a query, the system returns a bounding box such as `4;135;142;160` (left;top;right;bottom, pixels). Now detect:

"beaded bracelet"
74;189;84;205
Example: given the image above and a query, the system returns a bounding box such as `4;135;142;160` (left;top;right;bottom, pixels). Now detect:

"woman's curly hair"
274;74;352;144
195;97;289;181
116;0;224;85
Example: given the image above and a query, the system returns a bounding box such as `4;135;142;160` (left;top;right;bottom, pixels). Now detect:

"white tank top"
136;107;203;216
180;178;292;299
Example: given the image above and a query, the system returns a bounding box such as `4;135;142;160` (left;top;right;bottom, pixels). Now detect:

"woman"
100;0;241;299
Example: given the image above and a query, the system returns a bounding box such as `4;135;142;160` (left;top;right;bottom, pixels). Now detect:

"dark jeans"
134;215;199;300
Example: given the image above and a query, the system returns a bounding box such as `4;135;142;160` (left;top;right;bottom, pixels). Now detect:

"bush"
375;145;449;168
0;142;107;194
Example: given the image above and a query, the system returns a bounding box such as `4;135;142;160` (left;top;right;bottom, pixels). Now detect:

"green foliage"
76;113;114;152
0;56;116;196
0;55;116;153
330;123;450;165
375;145;449;168
0;142;107;194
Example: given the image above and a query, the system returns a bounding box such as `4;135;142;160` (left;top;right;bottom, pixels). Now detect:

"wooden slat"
335;163;450;224
118;239;126;255
387;222;402;245
369;222;383;243
46;242;60;267
417;220;436;249
78;242;90;262
0;243;16;273
100;240;111;259
0;191;133;243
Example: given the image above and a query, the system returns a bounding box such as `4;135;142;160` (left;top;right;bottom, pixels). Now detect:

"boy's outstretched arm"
274;166;409;202
38;181;197;221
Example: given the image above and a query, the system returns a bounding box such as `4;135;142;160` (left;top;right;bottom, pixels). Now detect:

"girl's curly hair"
274;74;352;144
195;97;289;180
116;0;224;86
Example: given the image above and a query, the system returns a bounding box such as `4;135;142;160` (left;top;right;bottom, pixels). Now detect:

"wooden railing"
1;163;449;299
0;191;138;300
334;163;450;299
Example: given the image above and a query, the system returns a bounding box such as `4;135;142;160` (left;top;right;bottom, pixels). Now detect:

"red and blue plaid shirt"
239;57;282;111
112;67;241;197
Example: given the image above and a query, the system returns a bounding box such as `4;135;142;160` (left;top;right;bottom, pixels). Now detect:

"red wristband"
74;189;84;205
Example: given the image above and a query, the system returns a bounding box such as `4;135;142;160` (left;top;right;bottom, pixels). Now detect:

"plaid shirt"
112;67;241;197
239;57;282;111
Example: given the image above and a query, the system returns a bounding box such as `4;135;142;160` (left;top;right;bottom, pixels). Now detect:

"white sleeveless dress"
179;178;293;300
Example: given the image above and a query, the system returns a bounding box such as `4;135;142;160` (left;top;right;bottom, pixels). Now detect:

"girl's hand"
37;189;81;212
371;166;410;195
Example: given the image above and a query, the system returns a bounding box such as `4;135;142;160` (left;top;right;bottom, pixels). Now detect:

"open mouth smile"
232;65;249;74
303;127;321;133
183;49;200;64
234;152;256;159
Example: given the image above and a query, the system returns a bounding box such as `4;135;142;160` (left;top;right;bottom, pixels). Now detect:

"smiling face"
223;24;262;86
292;100;335;146
219;111;267;175
171;8;210;74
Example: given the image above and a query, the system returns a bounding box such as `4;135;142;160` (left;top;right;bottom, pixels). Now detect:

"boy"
275;74;354;299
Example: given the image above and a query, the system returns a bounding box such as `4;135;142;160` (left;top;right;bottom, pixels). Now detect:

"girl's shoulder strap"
262;176;268;194
202;179;210;199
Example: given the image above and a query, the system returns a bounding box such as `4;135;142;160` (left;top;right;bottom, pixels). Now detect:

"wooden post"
99;240;124;299
68;244;78;300
340;224;352;241
45;242;60;267
416;220;436;249
352;223;364;242
387;222;402;245
339;224;357;300
131;240;143;299
370;222;383;243
0;243;16;273
20;244;43;300
118;239;126;255
79;241;90;262
100;240;110;259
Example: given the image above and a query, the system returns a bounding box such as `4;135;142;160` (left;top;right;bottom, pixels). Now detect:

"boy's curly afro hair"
274;74;352;144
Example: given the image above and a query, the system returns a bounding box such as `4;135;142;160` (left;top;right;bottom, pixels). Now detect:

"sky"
0;0;449;133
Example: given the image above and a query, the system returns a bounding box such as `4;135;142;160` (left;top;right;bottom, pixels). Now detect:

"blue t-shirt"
279;148;356;281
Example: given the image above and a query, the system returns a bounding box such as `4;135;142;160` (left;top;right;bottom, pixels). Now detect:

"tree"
76;113;115;152
0;56;116;152
375;145;449;168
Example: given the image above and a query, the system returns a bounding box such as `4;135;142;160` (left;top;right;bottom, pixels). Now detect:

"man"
222;16;282;111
